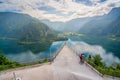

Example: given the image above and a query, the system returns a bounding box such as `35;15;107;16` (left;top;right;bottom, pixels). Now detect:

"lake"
0;35;120;65
0;39;65;63
67;35;120;58
67;35;120;65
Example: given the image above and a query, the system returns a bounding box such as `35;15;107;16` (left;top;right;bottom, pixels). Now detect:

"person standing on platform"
79;53;85;63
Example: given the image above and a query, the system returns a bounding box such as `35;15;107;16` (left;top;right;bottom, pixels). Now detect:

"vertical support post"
112;63;117;80
50;46;51;60
13;72;16;80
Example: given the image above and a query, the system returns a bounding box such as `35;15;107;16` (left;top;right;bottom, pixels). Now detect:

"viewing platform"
0;44;119;80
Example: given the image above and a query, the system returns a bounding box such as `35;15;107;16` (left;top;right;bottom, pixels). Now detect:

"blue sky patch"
39;6;56;12
0;1;3;4
75;0;93;6
100;0;106;2
0;9;21;13
45;10;74;17
38;6;70;17
75;0;106;6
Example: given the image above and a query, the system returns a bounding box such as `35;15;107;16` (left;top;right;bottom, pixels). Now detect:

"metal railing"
0;42;66;80
66;40;120;79
49;42;66;62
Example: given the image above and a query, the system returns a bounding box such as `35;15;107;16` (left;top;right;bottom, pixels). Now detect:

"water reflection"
1;38;120;65
66;39;120;66
4;41;65;64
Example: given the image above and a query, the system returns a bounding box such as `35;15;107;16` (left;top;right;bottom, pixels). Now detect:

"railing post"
13;72;16;80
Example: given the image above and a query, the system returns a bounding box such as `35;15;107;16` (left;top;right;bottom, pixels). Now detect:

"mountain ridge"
42;7;120;37
0;12;61;53
79;7;120;37
0;12;55;41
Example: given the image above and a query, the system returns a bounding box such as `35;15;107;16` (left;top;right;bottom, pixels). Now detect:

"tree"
0;51;11;65
117;64;120;69
93;55;103;67
88;55;92;60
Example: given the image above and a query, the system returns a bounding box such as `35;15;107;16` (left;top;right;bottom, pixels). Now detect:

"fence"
0;42;65;80
66;40;120;80
51;42;65;62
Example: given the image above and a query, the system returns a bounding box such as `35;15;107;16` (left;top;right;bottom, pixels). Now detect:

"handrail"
50;42;66;63
0;62;51;80
84;61;103;77
0;63;51;75
66;44;103;76
66;42;120;79
0;42;65;74
0;42;66;80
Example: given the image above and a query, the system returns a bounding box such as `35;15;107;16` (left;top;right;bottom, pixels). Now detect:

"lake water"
67;36;120;65
67;36;120;58
0;35;120;65
0;39;65;63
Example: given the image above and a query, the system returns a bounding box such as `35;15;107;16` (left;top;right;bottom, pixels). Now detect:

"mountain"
41;18;91;32
79;7;120;37
42;7;120;38
0;12;68;53
0;12;54;41
102;15;120;37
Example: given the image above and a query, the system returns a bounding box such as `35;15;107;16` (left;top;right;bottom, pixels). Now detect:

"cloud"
0;0;120;22
68;40;120;66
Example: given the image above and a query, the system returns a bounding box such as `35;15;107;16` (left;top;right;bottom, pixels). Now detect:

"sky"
0;0;120;22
